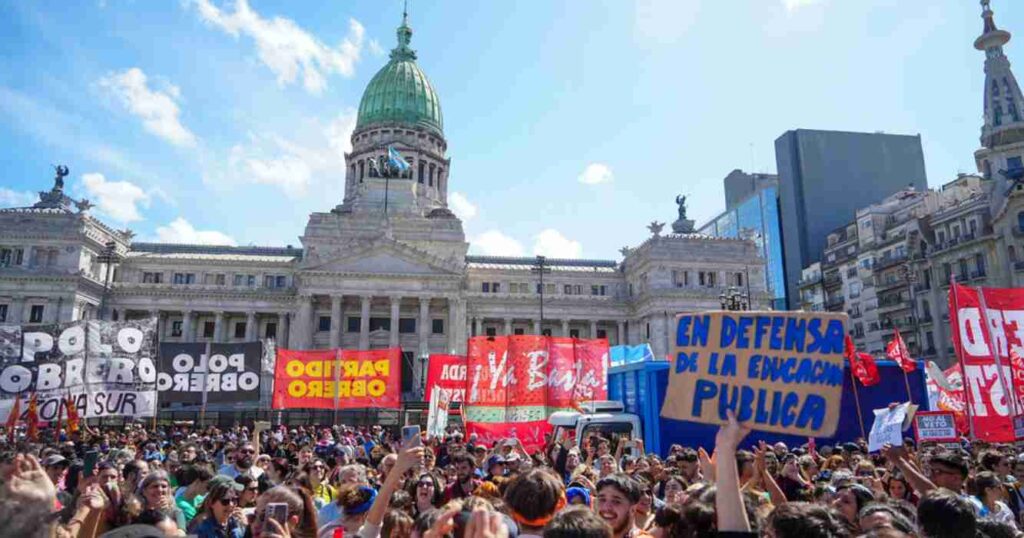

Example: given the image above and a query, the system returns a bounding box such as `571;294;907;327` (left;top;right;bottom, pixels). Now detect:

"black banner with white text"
158;341;262;404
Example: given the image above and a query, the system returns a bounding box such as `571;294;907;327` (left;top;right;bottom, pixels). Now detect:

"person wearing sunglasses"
194;479;247;538
218;443;264;480
302;459;336;510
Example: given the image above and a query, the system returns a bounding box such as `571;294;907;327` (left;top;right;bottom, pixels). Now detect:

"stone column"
213;311;225;343
664;311;673;361
330;296;343;348
447;296;467;354
617;320;626;346
418;298;431;358
359;296;371;350
504;318;513;336
533;319;541;335
182;310;193;342
290;295;313;349
561;319;570;337
8;297;23;324
279;312;290;349
589;320;598;339
389;296;401;348
245;311;257;341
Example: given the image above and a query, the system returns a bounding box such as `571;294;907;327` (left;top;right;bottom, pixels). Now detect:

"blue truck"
549;360;929;456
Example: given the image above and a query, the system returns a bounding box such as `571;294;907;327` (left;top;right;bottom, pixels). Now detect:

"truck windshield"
581;422;635;454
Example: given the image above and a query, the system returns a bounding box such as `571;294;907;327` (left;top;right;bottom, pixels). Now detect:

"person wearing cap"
485;454;507;482
41;454;69;491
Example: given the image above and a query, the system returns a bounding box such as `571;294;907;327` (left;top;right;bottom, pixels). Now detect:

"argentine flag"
387;146;411;173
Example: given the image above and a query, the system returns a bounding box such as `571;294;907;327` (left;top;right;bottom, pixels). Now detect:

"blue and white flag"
387;146;410;173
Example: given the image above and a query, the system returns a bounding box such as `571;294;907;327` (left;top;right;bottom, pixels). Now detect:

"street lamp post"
96;241;121;320
719;286;750;311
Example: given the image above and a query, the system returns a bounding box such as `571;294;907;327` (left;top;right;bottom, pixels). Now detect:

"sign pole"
333;349;341;427
849;365;868;440
200;341;211;426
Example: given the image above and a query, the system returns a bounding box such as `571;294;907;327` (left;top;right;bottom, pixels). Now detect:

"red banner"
464;336;609;451
272;348;401;410
425;354;466;403
949;284;1024;442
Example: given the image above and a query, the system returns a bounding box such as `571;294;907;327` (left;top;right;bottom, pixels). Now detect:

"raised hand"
715;410;752;452
5;454;56;504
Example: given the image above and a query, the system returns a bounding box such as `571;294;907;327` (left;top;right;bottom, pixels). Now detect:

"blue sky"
0;0;1015;259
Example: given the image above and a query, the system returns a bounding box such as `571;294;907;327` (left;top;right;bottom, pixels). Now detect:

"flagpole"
950;279;976;440
333;348;341;427
893;327;915;403
849;363;868;440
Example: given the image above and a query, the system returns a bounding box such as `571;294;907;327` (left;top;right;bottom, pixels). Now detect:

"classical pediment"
302;237;462;276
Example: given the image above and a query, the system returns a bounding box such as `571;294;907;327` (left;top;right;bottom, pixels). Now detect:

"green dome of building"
355;14;443;136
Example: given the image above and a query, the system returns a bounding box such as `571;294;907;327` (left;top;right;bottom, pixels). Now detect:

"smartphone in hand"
266;502;289;526
402;425;422;448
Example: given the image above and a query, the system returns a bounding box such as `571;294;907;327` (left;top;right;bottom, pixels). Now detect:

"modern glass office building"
698;186;787;310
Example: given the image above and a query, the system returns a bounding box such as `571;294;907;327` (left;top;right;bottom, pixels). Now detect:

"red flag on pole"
25;393;39;442
844;334;881;386
886;329;916;373
6;393;21;443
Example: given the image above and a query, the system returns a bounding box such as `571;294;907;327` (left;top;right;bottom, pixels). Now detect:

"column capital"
331;295;343;305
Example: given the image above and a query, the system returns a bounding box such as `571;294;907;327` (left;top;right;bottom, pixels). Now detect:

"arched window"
429;164;435;187
1018;211;1024;232
993;79;1001;96
1011;245;1018;262
418;160;425;184
359;160;365;182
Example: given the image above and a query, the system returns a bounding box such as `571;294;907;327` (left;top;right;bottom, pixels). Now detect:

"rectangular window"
937;231;945;244
234;274;244;286
492;282;500;293
0;304;7;322
171;320;182;337
216;274;225;286
597;329;607;339
143;272;157;283
943;263;952;282
0;248;12;267
265;275;275;288
975;253;986;274
708;272;716;287
541;329;552;337
482;282;490;293
570;329;580;338
29;305;44;323
203;321;215;338
514;328;525;335
318;316;331;332
399;318;416;334
969;220;978;234
432;319;444;335
699;272;706;286
564;284;573;295
369;317;391;332
247;275;256;287
485;327;497;337
265;322;277;339
347;317;360;333
952;225;961;238
592;285;601;296
959;258;969;277
174;273;186;284
234;322;246;339
736;272;744;287
276;276;287;288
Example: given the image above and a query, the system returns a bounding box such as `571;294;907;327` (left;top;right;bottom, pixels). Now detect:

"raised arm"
715;411;752;533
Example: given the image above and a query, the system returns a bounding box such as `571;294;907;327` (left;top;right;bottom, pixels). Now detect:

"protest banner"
426;385;451;439
157;342;262;404
661;311;847;437
425;354;466;403
463;335;609;451
914;411;959;443
272;347;401;410
948;283;1024;442
0;319;158;421
867;402;916;452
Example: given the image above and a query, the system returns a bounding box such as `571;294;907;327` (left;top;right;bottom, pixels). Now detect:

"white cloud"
471;230;524;257
191;0;364;94
79;172;150;222
216;108;356;197
368;39;385;57
0;188;36;208
577;163;614;185
98;68;196;147
448;192;477;221
532;229;583;259
155;217;236;245
783;0;824;11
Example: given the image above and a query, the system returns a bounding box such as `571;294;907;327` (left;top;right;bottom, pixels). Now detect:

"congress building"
0;13;769;405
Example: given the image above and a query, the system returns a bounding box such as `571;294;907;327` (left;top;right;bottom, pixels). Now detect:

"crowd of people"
1;410;1023;537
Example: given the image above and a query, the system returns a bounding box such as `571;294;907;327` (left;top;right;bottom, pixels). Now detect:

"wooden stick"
849;366;867;440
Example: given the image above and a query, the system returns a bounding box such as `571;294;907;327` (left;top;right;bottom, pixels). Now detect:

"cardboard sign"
914;411;959;443
868;403;917;452
426;385;452;439
271;347;401;410
661;311;847;437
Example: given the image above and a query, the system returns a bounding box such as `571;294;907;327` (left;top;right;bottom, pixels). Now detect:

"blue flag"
387;146;410;173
